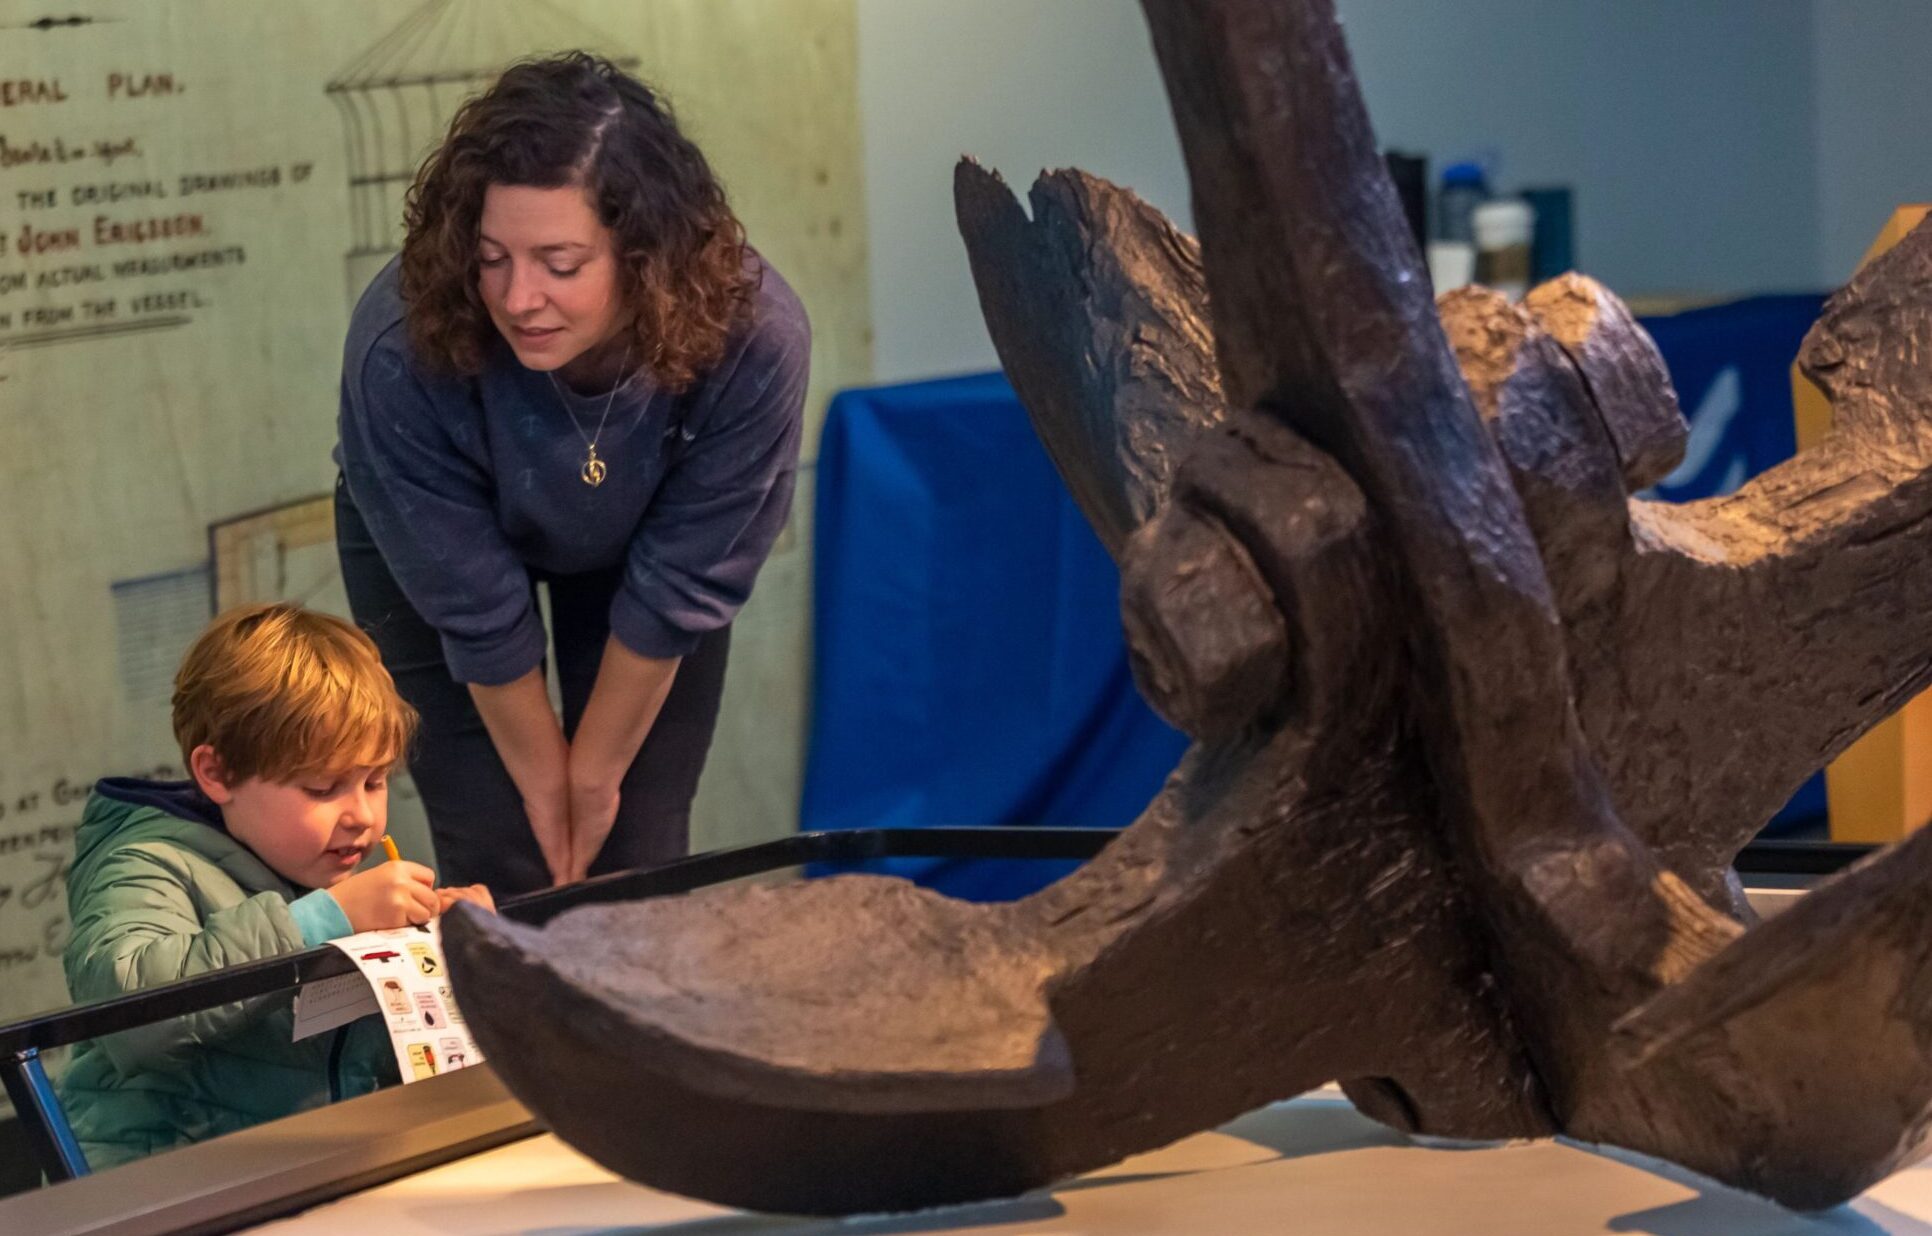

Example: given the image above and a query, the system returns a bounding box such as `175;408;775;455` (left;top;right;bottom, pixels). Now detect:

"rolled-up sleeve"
611;308;810;659
338;338;546;685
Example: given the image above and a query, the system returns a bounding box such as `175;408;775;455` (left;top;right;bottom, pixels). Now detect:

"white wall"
1340;0;1818;298
857;0;1190;383
857;1;1824;384
1812;1;1932;284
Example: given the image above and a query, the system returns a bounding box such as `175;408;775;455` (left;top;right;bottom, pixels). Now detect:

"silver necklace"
545;344;632;488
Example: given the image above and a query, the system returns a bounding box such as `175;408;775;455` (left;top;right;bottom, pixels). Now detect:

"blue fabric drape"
803;374;1185;899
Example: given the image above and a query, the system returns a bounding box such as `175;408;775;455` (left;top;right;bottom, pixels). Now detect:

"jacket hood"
77;778;227;865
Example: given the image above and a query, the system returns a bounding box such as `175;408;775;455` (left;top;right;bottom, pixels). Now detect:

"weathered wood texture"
948;162;1225;553
444;0;1932;1215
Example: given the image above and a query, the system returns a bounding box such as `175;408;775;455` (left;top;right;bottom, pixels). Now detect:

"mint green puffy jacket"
57;779;397;1169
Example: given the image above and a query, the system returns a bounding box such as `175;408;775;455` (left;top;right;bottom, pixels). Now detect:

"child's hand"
436;884;496;915
327;861;438;932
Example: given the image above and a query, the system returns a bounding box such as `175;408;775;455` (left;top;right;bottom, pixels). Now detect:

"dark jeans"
334;478;729;895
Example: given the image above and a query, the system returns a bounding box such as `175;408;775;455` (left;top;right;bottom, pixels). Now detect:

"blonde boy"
58;603;490;1168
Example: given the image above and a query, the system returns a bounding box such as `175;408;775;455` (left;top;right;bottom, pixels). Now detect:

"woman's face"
476;183;626;374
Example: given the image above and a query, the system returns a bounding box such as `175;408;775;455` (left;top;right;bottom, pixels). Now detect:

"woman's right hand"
327;861;439;932
466;669;575;887
525;790;574;886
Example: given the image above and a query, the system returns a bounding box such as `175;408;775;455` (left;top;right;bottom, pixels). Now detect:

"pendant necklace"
546;344;632;488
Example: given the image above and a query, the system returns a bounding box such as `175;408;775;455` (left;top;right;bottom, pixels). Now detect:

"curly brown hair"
400;52;756;391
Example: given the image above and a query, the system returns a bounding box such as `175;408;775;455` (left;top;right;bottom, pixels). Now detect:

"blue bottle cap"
1441;161;1487;188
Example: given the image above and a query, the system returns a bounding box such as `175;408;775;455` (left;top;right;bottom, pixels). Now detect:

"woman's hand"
328;861;439;931
525;788;575;887
467;669;574;886
563;638;683;882
565;770;621;883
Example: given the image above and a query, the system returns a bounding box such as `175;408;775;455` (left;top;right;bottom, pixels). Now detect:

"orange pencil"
381;835;402;863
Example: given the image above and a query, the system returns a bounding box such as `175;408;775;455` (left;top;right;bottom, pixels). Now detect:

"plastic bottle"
1473;197;1537;301
1436;162;1489;244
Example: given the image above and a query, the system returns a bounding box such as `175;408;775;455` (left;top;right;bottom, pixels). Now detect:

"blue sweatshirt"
336;255;810;684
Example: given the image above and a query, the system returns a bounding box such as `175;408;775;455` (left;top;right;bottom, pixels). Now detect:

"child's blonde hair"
171;603;417;784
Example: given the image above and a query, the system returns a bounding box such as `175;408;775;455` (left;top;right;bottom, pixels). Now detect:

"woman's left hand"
565;773;622;883
563;638;682;883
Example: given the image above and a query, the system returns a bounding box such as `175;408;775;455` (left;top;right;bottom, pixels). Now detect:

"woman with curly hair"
335;52;809;894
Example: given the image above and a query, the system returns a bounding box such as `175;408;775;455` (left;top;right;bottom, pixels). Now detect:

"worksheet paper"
290;920;485;1082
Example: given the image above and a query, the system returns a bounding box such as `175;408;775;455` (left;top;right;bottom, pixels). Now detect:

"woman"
335;52;809;895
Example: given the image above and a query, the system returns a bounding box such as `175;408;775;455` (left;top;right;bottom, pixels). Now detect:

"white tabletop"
246;1091;1932;1235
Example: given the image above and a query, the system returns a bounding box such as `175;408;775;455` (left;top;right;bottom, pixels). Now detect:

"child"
58;602;493;1168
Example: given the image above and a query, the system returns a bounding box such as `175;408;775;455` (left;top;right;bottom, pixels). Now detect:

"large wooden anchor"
445;0;1932;1214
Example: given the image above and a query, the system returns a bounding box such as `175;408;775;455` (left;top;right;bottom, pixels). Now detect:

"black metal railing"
0;826;1863;1187
0;826;1112;1184
1731;838;1875;875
